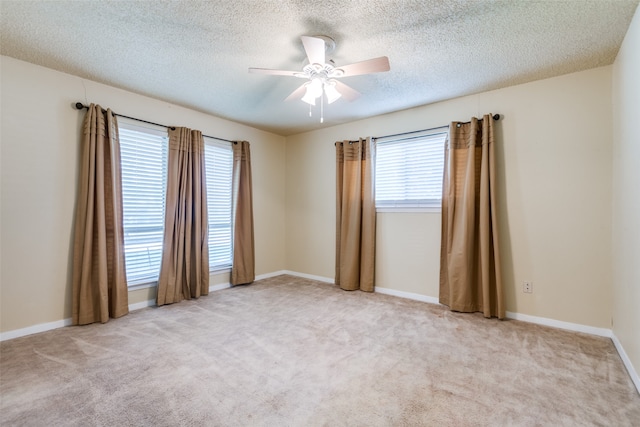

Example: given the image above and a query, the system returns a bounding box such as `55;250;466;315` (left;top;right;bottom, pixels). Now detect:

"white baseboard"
281;270;334;284
0;318;73;342
129;283;232;311
288;270;636;393
128;299;156;311
256;270;289;281
370;289;636;394
213;270;292;286
505;311;612;338
209;282;232;292
282;271;442;306
2;270;638;395
375;286;441;305
611;333;640;394
0;281;235;341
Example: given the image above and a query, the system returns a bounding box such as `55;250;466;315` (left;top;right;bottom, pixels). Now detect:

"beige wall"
0;56;287;333
612;6;640;382
286;66;613;329
0;51;626;342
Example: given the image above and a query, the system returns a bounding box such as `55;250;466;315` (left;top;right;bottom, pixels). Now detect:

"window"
119;119;168;286
204;139;233;270
119;121;234;286
375;129;447;211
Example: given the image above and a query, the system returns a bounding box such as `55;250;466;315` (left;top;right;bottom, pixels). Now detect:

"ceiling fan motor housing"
248;35;390;108
314;35;336;54
299;63;344;80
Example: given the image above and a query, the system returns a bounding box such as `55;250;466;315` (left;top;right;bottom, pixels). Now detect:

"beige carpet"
1;275;638;426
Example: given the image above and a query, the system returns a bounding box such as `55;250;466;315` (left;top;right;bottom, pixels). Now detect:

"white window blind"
375;130;447;211
204;139;233;270
118;119;168;286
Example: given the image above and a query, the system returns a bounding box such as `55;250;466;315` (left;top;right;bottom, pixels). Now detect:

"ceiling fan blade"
249;68;299;76
284;83;307;101
301;36;325;65
334;81;361;102
337;56;390;77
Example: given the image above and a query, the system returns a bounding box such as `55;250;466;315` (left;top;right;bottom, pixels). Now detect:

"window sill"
376;207;441;213
128;281;157;291
127;267;232;290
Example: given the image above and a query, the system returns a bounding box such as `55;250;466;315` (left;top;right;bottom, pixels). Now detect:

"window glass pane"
119;120;234;283
118;120;168;285
204;140;233;269
375;131;447;209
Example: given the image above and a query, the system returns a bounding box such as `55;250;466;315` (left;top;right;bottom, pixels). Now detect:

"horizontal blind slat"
119;120;168;285
204;139;233;270
375;131;446;208
119;121;235;285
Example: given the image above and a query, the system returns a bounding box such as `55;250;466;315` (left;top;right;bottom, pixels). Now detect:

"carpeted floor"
1;275;639;426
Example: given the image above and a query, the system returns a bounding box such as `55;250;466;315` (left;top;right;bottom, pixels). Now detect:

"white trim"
0;318;73;342
0;280;235;341
376;206;441;213
2;270;638;396
130;282;233;311
375;286;441;305
281;270;334;284
128;299;156;311
209;282;232;292
371;288;637;394
256;270;289;281
127;281;157;291
207;270;290;288
504;311;612;338
611;332;640;394
282;272;441;305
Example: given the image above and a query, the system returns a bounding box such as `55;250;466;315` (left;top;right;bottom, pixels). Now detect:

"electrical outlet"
523;281;533;293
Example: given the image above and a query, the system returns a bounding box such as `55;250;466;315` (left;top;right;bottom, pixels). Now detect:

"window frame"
118;120;235;290
203;137;234;273
374;128;448;213
117;117;169;289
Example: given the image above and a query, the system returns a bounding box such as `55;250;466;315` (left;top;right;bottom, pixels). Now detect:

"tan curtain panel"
439;115;504;319
72;104;128;325
335;138;376;292
156;127;209;305
231;140;255;285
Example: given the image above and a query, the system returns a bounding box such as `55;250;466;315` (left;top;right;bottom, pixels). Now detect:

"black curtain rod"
372;113;500;141
74;102;235;144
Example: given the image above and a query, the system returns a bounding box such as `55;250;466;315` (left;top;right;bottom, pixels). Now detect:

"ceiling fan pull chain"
249;36;389;125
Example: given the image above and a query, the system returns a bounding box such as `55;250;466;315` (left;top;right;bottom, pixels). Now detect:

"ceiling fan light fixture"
301;80;322;105
301;88;316;105
308;78;323;96
249;35;390;123
324;81;342;104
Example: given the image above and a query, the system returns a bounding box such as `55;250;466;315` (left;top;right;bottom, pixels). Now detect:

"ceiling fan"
249;35;390;122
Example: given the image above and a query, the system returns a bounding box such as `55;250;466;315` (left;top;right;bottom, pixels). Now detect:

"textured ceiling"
1;0;638;136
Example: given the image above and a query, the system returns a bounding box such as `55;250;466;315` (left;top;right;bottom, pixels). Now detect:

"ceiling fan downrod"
248;35;390;124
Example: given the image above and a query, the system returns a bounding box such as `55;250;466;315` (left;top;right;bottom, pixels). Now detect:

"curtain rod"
74;102;235;144
372;113;500;141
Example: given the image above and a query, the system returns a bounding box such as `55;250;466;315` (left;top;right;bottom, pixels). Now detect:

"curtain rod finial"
75;102;86;110
492;114;500;120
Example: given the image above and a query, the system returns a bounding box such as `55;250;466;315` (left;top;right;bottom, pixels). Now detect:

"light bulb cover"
301;84;316;105
308;78;323;98
324;81;342;104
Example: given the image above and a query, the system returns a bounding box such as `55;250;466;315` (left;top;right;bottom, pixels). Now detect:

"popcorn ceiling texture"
1;0;638;135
